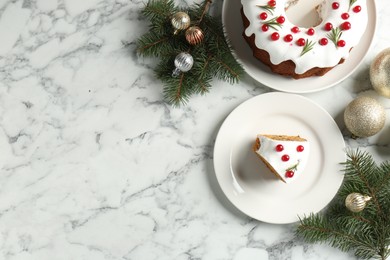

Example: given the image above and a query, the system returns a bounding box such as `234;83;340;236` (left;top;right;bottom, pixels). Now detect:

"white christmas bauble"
172;52;194;77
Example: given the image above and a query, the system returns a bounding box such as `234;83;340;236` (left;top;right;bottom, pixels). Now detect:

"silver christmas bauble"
344;96;386;137
172;52;194;77
345;193;371;212
370;48;390;98
171;12;191;34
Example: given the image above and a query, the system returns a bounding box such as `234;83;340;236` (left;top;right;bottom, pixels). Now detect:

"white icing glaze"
241;0;368;74
255;135;310;183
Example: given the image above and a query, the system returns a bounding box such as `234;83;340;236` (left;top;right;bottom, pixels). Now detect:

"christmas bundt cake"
241;0;368;79
253;135;310;183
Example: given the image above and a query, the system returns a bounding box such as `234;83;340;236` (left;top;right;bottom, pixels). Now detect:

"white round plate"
213;92;345;224
222;0;377;93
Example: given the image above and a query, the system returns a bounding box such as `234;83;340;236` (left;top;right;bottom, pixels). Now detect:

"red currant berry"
276;16;285;24
271;32;280;41
260;12;268;20
297;38;305;46
286;170;294;178
337;40;346;47
324;22;333;31
281;154;290;162
307;28;315;36
341;13;349;20
353;5;361;13
319;38;328;46
297;145;305;152
291;26;300;33
284;34;293;42
268;0;276;7
341;21;351;30
262;24;269;32
275;144;284;152
332;2;339;9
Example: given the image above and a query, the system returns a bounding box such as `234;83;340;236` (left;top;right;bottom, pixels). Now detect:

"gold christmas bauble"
370;48;390;98
345;193;371;212
344;96;386;137
171;12;191;34
185;26;204;45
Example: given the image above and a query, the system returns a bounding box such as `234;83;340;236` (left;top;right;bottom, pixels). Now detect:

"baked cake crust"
241;9;345;79
253;137;286;182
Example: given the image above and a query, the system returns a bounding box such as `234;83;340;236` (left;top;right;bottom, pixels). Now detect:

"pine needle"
296;150;390;260
137;0;244;105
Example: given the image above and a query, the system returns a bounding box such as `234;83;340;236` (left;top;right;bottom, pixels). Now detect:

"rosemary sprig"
256;4;275;15
326;27;343;48
300;40;315;56
349;0;357;10
262;17;282;31
286;160;300;172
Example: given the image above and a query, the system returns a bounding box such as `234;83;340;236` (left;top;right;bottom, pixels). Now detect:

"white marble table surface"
0;0;389;259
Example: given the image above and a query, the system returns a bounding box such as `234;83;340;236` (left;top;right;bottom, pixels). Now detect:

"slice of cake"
253;134;310;183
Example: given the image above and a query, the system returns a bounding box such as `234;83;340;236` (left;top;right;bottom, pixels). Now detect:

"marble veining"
0;0;389;259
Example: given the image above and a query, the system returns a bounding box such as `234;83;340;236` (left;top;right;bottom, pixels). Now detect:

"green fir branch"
342;150;385;217
137;0;244;105
373;160;390;193
197;0;212;24
296;150;390;260
141;0;176;24
210;54;242;83
192;48;213;94
298;214;377;257
156;57;194;106
137;34;170;57
300;40;315;56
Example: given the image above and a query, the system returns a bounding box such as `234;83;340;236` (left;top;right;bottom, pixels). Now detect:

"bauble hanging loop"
185;26;204;45
172;52;194;77
171;12;191;35
345;193;371;212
